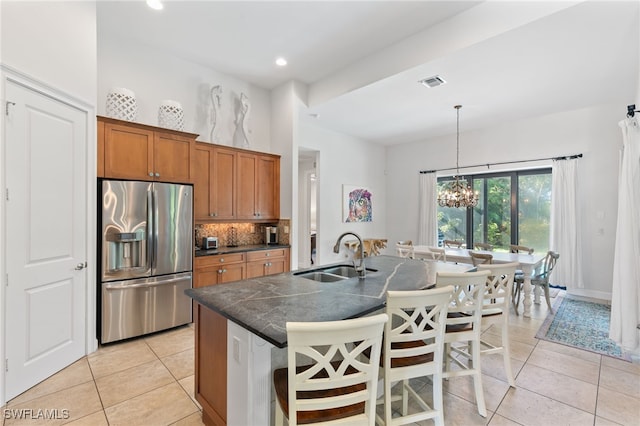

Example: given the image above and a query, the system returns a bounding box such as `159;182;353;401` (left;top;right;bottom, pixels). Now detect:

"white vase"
158;100;184;131
105;88;137;121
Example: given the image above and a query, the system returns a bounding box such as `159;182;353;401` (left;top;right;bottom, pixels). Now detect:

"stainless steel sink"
296;271;348;282
294;264;378;282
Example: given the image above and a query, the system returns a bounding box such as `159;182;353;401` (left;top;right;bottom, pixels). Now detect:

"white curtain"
610;117;640;353
550;158;584;289
417;173;437;246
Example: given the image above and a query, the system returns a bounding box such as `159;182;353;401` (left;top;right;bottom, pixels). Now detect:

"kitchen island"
186;255;471;426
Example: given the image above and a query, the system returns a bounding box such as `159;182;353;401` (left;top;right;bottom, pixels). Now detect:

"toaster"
202;237;218;249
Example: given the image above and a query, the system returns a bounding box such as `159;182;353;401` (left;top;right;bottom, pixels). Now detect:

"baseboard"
566;288;612;303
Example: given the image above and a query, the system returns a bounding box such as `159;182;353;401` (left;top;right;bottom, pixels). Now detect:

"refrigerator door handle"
152;189;159;269
103;274;192;290
147;190;154;269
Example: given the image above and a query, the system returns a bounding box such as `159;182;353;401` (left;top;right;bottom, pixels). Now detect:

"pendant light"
437;105;479;208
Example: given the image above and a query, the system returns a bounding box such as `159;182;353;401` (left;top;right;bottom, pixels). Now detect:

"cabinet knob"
148;172;154;177
219;258;224;263
210;213;217;217
266;253;270;257
218;269;226;274
155;172;160;177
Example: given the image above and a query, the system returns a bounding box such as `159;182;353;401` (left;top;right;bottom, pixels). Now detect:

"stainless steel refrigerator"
99;179;193;343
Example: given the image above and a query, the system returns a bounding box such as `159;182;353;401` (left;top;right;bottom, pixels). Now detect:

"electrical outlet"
284;226;289;234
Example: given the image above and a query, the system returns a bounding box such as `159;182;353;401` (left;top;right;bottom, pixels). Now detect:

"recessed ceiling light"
146;0;163;10
419;75;446;88
275;57;288;67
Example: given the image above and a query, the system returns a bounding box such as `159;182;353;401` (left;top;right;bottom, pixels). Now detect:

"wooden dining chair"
474;242;494;251
273;314;388;426
476;262;519;387
469;251;493;266
396;243;415;259
436;270;490;418
509;244;534;255
377;286;454;426
443;239;464;248
424;246;446;262
513;251;559;313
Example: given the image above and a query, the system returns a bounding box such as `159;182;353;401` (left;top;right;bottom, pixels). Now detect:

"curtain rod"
419;153;583;174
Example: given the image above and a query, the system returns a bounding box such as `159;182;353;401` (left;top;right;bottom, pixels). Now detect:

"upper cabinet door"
211;147;237;220
103;123;154;180
193;143;214;221
256;155;280;220
236;152;258;220
153;131;192;183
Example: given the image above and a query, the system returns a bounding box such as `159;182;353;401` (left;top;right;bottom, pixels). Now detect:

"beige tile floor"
2;293;640;425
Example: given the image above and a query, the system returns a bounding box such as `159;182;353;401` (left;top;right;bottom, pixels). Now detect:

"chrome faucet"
333;232;366;279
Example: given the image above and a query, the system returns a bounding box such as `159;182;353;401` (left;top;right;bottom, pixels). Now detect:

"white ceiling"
98;0;639;145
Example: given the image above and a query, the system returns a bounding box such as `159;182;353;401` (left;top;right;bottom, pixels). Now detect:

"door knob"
75;262;87;270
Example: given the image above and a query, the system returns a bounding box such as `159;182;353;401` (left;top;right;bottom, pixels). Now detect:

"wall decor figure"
209;85;222;142
233;92;250;149
343;185;372;222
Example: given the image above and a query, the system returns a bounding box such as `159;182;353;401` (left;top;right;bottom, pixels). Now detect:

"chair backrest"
443;239;464;248
396;240;413;246
509;244;534;255
474;242;494;251
384;286;453;374
396;243;414;259
476;262;518;314
469;251;493;266
425;246;446;262
436;271;490;333
285;313;388;426
532;251;560;284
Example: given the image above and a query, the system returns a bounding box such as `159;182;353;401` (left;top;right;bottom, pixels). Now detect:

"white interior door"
4;79;87;400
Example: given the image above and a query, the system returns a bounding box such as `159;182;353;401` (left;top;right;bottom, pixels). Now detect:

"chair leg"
502;320;515;387
543;284;553;313
433;371;444;426
275;400;285;426
512;282;521;315
471;339;487;417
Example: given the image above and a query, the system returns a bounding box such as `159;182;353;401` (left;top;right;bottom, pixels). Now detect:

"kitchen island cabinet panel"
195;304;226;426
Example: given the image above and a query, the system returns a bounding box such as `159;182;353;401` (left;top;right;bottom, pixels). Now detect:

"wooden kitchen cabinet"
98;116;196;183
194;253;246;288
193;144;237;222
97;119;105;177
236;152;280;221
246;248;290;279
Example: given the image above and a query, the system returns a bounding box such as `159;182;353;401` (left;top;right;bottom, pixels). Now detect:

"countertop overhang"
186;255;456;348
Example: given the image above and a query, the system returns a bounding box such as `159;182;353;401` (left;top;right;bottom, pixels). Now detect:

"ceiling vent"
419;75;446;88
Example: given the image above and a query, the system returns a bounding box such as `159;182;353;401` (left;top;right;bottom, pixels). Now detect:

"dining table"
413;245;546;318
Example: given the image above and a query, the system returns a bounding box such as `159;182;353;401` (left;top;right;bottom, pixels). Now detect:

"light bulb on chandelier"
437;105;479;208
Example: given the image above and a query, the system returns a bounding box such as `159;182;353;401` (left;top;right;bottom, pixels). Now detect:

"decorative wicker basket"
158;100;184;131
105;88;137;121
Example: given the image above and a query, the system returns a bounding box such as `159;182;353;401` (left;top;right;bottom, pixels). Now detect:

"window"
437;169;551;252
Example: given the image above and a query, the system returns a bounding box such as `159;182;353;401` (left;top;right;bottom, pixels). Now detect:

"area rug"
536;297;629;361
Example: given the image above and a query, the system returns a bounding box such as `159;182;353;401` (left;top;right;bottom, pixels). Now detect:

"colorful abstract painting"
343;185;372;222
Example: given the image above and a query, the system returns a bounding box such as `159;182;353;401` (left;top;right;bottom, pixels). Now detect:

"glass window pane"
486;176;511;251
437;179;467;245
472;179;485;245
518;174;552;253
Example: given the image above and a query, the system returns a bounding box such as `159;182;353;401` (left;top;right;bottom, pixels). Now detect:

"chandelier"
437;105;479;208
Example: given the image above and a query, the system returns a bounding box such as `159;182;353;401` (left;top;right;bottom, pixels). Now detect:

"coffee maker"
265;226;279;245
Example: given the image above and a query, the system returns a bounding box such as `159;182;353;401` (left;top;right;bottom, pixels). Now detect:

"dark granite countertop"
195;244;290;257
186;255;460;348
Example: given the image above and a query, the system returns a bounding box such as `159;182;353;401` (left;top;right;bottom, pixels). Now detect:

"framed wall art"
342;185;372;223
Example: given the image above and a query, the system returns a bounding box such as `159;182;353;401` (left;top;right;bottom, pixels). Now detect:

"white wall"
97;34;272;152
299;122;387;266
1;1;97;104
386;103;623;299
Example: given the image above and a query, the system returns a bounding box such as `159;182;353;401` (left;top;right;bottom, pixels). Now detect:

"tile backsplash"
195;219;290;248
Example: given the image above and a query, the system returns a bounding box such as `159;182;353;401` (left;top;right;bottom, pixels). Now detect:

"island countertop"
185;255;469;348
